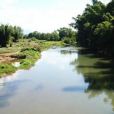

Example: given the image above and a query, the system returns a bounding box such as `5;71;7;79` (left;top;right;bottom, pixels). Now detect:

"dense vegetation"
0;25;23;47
0;24;75;76
0;24;76;48
0;39;63;77
71;0;114;56
27;27;76;45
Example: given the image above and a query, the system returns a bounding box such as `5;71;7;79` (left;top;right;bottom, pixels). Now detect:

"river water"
0;47;114;114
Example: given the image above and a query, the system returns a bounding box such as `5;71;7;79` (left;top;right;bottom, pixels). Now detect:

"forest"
0;25;76;48
71;0;114;56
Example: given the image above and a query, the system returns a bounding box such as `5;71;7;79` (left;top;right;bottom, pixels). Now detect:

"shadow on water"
75;49;114;90
71;48;114;110
63;85;88;93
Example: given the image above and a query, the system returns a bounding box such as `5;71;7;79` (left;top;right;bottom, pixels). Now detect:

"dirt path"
0;52;19;63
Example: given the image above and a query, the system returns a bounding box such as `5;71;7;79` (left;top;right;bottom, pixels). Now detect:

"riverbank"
0;39;64;77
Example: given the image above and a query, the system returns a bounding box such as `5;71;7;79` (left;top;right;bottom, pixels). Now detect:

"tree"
92;0;98;4
0;25;12;47
106;0;114;16
0;24;23;47
13;26;23;42
58;27;76;44
72;0;114;56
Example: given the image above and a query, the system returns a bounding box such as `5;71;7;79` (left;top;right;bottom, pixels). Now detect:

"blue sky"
0;0;111;33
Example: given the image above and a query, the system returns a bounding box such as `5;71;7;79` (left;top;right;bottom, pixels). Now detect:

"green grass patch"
0;39;64;77
0;63;17;77
19;48;41;69
40;41;64;50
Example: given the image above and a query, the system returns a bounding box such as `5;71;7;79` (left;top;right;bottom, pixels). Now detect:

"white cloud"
0;0;18;9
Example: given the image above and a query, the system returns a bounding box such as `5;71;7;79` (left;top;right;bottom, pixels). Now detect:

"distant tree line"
27;27;76;45
0;24;23;47
27;31;60;41
0;25;76;47
71;0;114;56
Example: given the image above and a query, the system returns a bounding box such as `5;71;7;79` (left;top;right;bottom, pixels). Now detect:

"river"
0;47;114;114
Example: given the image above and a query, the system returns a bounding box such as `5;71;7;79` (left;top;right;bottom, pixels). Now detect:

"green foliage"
0;38;63;76
57;27;76;45
0;24;23;47
0;63;16;76
72;0;114;56
28;31;60;41
27;28;76;45
0;25;12;47
40;41;64;50
106;0;114;16
19;48;40;69
58;27;75;40
63;37;76;45
12;26;23;42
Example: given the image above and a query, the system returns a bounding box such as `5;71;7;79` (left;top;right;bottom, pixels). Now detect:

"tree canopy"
27;27;76;44
0;25;23;47
72;0;114;56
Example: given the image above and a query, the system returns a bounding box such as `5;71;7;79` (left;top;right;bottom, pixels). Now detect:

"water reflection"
0;47;114;114
72;49;114;90
71;48;114;110
0;72;29;108
0;80;25;108
61;49;77;55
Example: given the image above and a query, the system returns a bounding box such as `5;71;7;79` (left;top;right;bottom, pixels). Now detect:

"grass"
40;41;64;50
0;64;17;77
0;39;64;77
19;48;41;69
